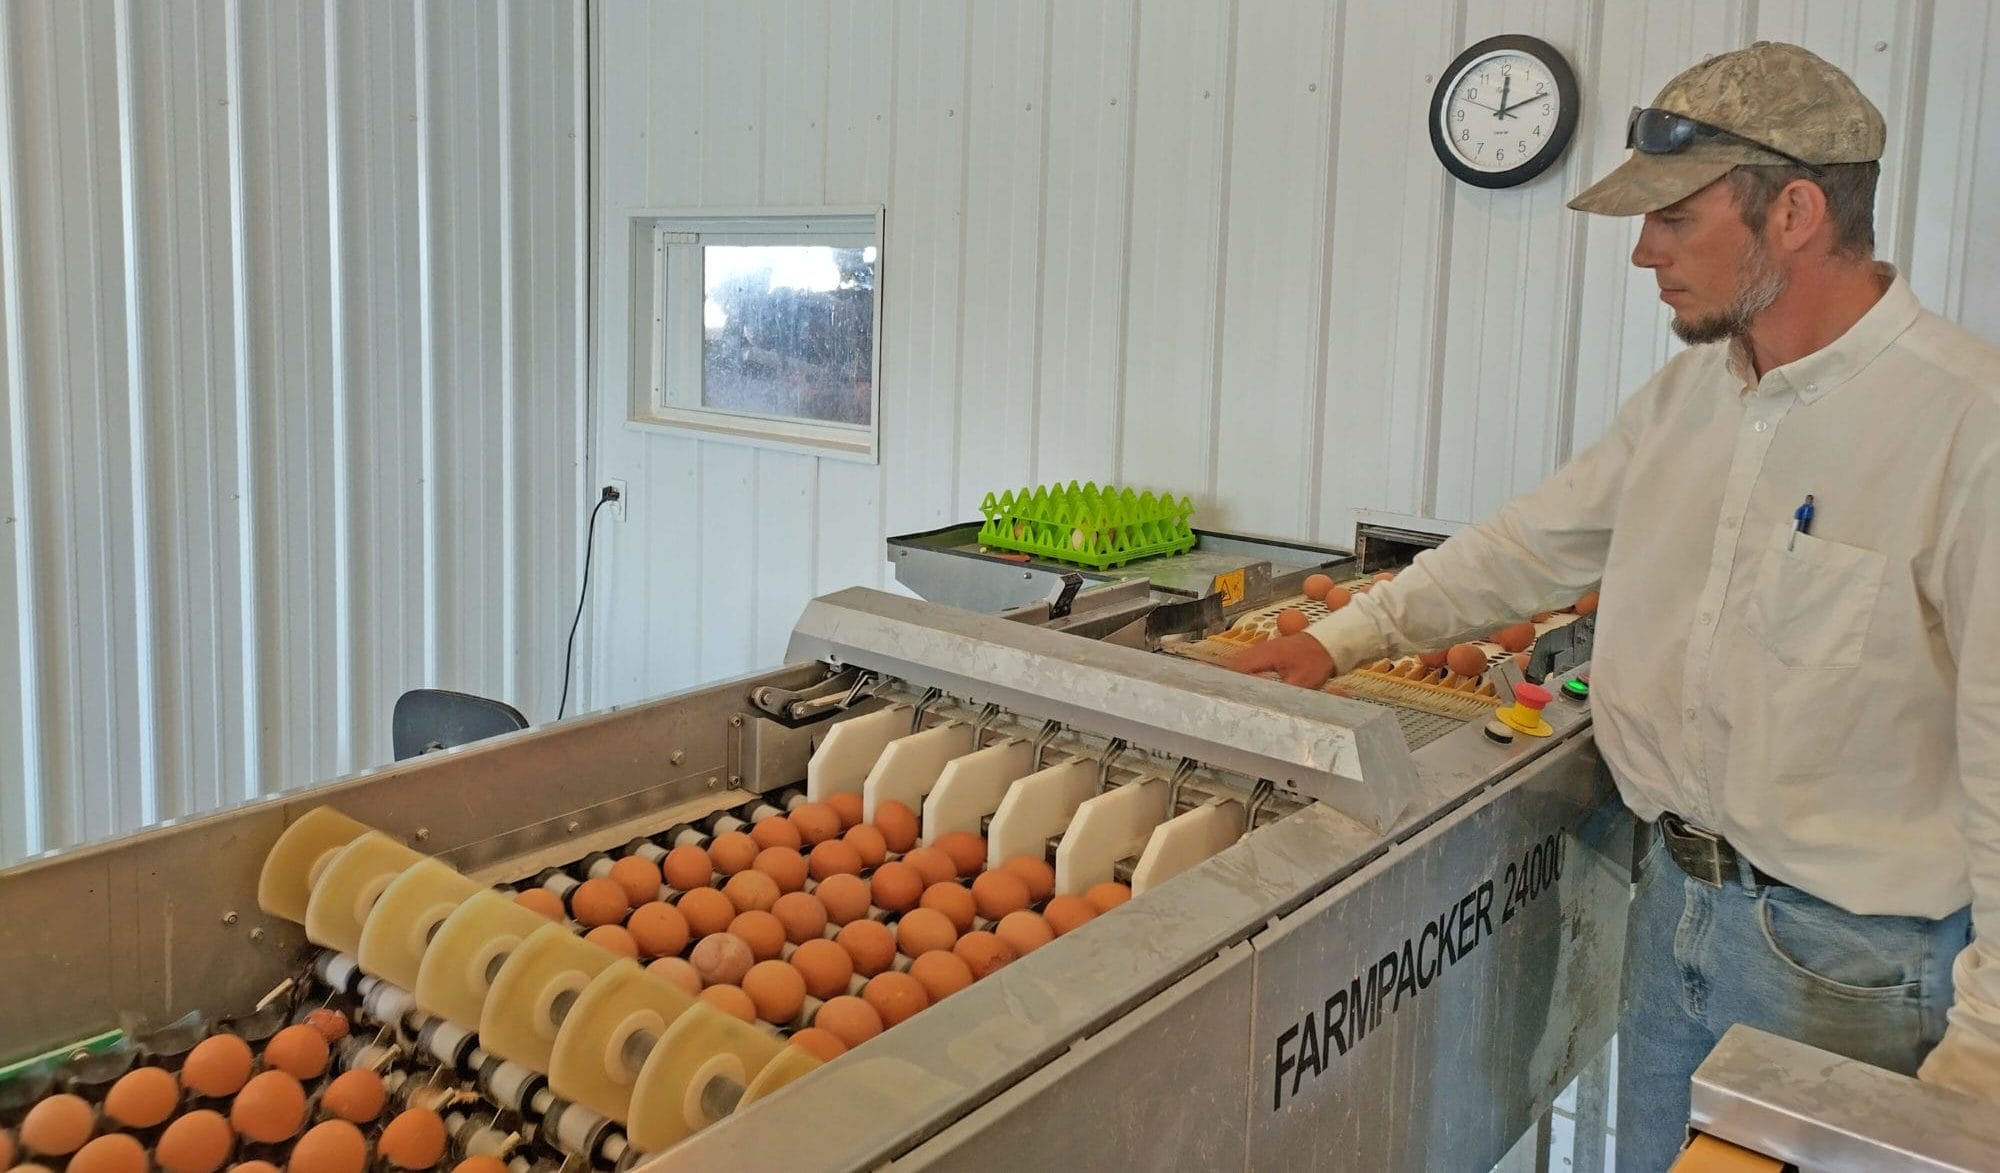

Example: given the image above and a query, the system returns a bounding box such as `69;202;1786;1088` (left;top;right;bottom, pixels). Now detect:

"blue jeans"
1615;824;1971;1172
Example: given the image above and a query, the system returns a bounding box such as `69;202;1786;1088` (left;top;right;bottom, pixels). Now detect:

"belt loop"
1734;852;1763;896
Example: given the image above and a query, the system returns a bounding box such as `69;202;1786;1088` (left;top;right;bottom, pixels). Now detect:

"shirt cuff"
1304;607;1386;677
1918;1024;2000;1100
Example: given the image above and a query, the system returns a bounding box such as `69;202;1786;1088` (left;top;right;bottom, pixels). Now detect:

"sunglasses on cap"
1625;107;1825;175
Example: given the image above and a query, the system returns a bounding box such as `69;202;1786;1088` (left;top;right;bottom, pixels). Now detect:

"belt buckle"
1666;816;1727;888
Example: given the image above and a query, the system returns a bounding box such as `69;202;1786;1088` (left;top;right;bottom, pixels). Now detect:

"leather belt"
1658;812;1786;889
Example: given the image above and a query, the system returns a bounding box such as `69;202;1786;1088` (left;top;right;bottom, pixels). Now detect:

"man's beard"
1670;239;1788;345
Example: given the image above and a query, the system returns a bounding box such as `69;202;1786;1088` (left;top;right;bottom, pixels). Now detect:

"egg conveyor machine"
0;586;1630;1172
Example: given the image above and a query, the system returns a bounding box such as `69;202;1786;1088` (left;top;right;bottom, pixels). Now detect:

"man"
1226;41;2000;1170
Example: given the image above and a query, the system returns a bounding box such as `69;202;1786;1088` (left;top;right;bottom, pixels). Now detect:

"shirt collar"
1727;263;1920;404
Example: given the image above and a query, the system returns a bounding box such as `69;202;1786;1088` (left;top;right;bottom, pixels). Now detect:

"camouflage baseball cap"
1569;41;1885;216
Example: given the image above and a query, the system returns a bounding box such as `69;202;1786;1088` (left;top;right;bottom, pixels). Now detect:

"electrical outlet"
605;479;628;522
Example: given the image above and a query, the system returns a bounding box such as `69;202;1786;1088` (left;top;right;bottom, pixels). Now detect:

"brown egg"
841;823;888;869
722;868;780;914
608;856;663;906
1531;611;1556;624
971;871;1031;921
901;846;957;888
786;1028;848;1063
231;1071;305;1144
1084;881;1132;913
750;816;803;852
807;839;864;881
1043;895;1098;936
1373;571;1396;582
814;873;872;925
752;846;809;894
69;1133;145;1173
568;878;630;929
698;984;757;1024
813;996;884;1048
181;1033;254;1098
454;1158;510;1173
742;960;807;1024
321;1069;386;1124
689;932;754;986
867;861;923;913
231;1163;280;1173
1574;590;1600;615
1418;648;1451;670
105;1064;181;1128
626;901;690;958
303;1008;350;1043
894;907;959;957
676;887;737;937
661;844;713;891
787;802;843;846
646;956;701;995
930;832;987;878
584;924;639;959
1275;608;1310;636
156;1109;234;1173
862;971;930;1028
707;831;759;876
377;1108;447;1170
998;854;1056;903
953;931;1016;979
1324;584;1353;611
0;1126;15;1171
789;937;854;1000
289;1120;368;1173
20;1094;94;1156
872;800;919;853
728;910;787;961
826;791;865;831
995;910;1055;957
263;1023;330;1080
1492;623;1536;653
909;950;975;1002
835;918;897;977
920;882;978;933
512;888;564;921
1512;652;1531;672
1302;573;1334;601
771;891;828;944
1445;643;1489;679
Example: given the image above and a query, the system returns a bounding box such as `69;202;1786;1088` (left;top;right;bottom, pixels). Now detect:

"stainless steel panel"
787;588;1418;829
1690;1026;2000;1171
0;663;815;1062
1248;742;1631;1172
890;941;1259;1172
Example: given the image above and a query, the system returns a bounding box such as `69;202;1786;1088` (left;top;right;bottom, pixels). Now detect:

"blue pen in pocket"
1790;494;1815;550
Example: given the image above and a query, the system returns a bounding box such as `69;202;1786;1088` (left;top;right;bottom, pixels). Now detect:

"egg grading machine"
0;583;1631;1171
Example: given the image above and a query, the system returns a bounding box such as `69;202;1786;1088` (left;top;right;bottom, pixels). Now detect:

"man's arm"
1917;439;2000;1098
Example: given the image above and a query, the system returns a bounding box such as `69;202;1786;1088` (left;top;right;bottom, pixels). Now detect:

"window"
627;209;883;461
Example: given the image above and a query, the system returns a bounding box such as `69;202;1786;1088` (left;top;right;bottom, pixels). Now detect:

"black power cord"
557;485;619;720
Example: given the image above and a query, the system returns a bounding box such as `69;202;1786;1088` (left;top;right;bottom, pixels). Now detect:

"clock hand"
1498;89;1549;118
1459;96;1505;115
1498;75;1512;119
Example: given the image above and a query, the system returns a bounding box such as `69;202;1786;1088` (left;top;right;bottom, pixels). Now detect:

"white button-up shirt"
1306;269;2000;1095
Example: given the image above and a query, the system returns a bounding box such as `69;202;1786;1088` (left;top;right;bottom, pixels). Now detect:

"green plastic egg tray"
977;482;1196;569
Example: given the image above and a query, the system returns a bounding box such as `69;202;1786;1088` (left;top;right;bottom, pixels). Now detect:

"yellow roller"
415;890;555;1031
547;961;699;1123
626;1003;783;1152
480;922;617;1073
357;857;482;992
257;806;372;923
302;832;426;956
738;1044;822;1107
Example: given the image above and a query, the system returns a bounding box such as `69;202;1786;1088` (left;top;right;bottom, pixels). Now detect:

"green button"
1562;678;1590;700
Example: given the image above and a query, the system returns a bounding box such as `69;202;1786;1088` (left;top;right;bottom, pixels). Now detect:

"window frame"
624;206;885;463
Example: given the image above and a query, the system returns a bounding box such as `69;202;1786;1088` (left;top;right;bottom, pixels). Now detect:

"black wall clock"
1429;35;1579;188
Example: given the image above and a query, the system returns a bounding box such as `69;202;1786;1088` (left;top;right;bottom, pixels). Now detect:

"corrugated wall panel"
0;0;585;864
591;0;2000;711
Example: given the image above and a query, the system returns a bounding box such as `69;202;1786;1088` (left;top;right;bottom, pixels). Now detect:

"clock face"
1427;35;1579;189
1438;49;1562;174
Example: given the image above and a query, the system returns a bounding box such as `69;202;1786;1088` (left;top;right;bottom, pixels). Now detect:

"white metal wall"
0;0;587;864
590;0;2000;709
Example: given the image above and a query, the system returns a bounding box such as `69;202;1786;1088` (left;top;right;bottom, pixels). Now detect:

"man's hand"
1220;633;1338;690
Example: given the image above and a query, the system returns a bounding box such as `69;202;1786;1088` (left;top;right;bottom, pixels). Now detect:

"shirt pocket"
1748;529;1884;670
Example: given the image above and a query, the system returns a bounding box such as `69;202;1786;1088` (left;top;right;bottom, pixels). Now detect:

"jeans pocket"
1757;890;1921;1000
